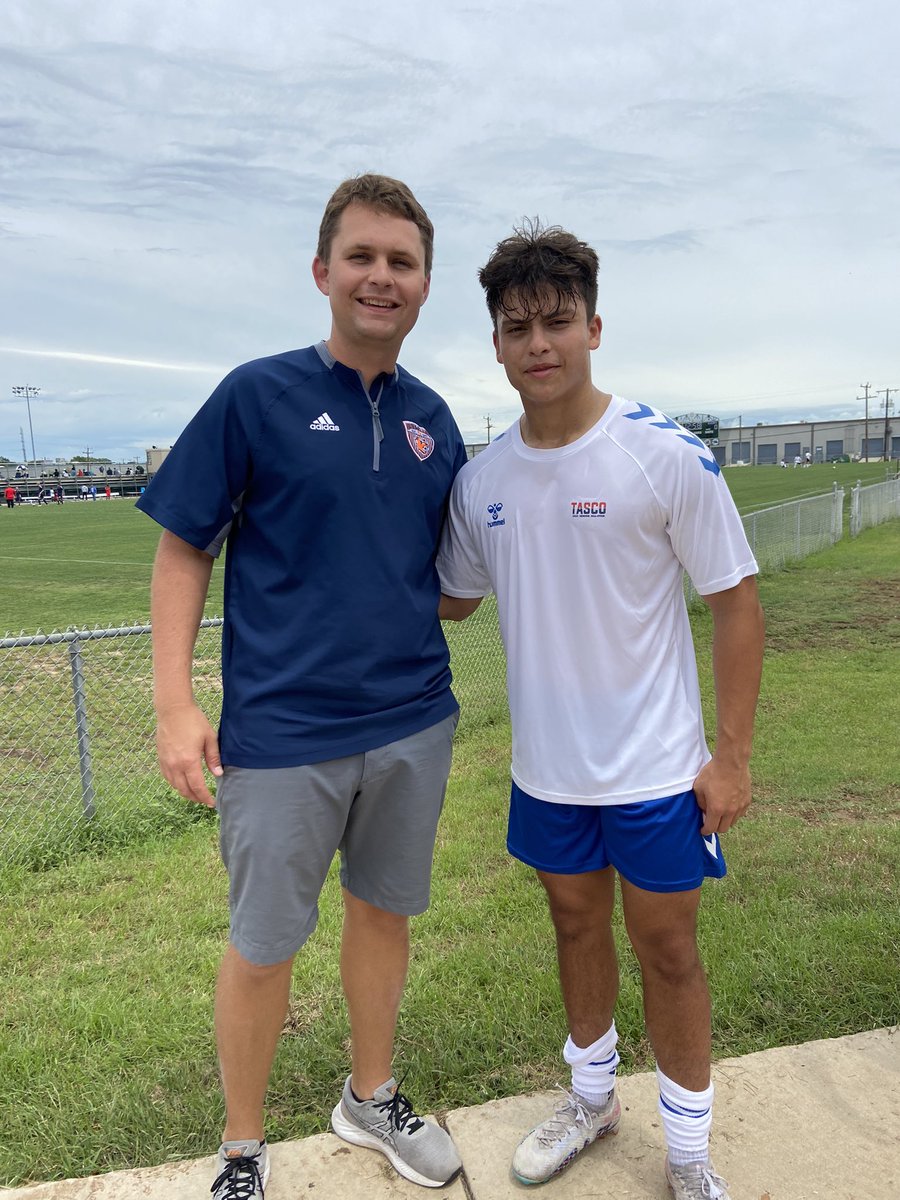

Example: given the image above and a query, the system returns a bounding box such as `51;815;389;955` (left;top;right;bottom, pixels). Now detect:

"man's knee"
626;921;703;983
540;872;613;938
343;890;410;933
223;944;295;984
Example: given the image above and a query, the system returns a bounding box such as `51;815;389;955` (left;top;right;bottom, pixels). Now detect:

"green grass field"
0;462;892;635
0;471;897;1187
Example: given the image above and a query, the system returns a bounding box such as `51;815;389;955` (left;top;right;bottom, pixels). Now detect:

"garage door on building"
756;444;777;465
826;439;843;460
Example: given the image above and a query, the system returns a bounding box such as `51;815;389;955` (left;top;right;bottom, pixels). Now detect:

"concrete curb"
3;1029;898;1199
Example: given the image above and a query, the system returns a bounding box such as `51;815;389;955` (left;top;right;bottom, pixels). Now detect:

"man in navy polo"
138;175;466;1198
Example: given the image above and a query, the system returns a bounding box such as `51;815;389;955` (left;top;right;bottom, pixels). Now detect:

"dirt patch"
281;994;326;1036
764;575;900;653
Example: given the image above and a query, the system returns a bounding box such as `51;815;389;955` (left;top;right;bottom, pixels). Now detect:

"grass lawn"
0;523;897;1186
0;462;893;635
722;459;891;513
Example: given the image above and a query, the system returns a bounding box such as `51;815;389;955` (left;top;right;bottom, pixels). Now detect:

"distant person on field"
4;484;15;509
105;484;111;500
137;174;467;1199
438;222;764;1200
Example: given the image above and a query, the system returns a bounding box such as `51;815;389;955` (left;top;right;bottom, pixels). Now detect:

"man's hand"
692;754;751;836
156;702;223;807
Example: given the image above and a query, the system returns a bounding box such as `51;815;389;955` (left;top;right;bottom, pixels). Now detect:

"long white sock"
656;1067;713;1166
563;1024;619;1106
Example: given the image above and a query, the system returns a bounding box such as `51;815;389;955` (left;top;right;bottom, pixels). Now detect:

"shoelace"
210;1149;265;1199
672;1162;729;1199
374;1074;425;1135
700;1166;729;1200
537;1086;596;1145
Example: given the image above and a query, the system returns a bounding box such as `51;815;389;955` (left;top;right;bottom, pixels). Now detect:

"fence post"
68;635;96;820
850;482;860;538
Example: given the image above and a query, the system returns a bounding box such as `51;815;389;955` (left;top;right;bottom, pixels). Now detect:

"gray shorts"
217;713;457;965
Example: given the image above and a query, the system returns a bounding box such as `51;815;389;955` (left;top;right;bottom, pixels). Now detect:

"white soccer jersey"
437;396;758;805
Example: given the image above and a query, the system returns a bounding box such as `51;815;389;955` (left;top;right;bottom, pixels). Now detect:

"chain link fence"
0;602;506;869
850;477;900;537
2;485;897;869
685;487;844;603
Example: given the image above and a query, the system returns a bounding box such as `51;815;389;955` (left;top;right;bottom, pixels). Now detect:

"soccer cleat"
665;1157;732;1199
331;1074;462;1188
210;1139;269;1198
511;1086;620;1185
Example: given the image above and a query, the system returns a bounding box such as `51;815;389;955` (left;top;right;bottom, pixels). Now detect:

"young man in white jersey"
437;224;764;1200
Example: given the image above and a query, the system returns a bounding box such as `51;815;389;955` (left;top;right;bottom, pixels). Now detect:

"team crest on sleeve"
402;420;435;461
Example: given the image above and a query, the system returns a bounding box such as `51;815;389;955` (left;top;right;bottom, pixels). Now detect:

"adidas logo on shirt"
310;412;340;431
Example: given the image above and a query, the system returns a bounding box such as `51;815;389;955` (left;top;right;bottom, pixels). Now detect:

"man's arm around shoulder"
694;574;764;836
151;529;222;807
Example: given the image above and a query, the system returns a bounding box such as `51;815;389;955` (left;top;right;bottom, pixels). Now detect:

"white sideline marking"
0;555;151;566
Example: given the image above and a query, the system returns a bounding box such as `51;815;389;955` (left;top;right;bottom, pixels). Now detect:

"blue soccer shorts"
507;782;727;893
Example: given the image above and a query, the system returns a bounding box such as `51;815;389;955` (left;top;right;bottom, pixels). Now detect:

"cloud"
1;0;897;460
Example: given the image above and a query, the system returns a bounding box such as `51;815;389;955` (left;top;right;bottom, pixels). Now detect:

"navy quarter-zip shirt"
137;343;468;767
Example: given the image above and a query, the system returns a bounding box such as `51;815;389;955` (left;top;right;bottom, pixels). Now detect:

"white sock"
563;1024;619;1106
657;1067;713;1166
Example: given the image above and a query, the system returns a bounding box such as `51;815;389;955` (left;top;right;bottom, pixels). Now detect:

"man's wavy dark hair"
479;219;598;327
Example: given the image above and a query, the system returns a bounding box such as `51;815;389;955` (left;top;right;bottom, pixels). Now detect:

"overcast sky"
1;1;897;462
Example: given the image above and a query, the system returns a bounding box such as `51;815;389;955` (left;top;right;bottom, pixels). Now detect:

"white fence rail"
850;477;900;537
685;487;844;603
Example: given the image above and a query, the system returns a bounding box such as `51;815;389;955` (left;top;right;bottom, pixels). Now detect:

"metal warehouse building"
709;416;898;466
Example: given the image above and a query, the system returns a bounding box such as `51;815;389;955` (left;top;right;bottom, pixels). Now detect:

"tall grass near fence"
0;524;898;1187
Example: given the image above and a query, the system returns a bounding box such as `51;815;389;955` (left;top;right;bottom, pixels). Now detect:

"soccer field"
0;501;224;635
0;461;892;635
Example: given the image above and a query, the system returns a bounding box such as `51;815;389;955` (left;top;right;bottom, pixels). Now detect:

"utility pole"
19;427;27;464
877;387;896;462
859;382;872;462
484;414;493;444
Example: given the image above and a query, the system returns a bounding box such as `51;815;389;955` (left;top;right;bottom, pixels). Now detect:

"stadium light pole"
12;385;40;471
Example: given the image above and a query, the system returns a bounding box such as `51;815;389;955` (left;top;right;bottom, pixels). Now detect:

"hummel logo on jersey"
571;499;607;517
703;833;719;859
486;502;505;528
310;412;340;431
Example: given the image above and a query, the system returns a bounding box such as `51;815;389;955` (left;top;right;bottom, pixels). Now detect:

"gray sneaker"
330;1075;462;1188
665;1157;731;1199
512;1086;621;1185
211;1139;269;1198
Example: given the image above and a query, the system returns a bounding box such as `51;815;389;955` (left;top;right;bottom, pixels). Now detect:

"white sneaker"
512;1086;620;1185
665;1157;731;1199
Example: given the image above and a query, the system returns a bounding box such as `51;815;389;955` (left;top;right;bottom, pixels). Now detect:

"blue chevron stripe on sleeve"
623;402;720;474
623;401;655;421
